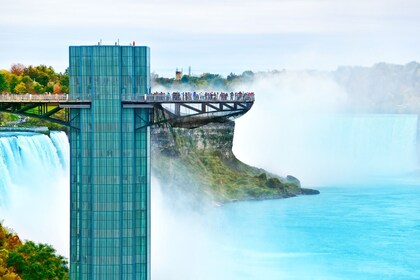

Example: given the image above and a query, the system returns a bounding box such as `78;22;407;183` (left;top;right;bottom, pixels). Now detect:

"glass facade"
69;46;151;280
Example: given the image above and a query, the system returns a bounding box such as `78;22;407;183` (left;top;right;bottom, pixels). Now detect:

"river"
211;183;420;279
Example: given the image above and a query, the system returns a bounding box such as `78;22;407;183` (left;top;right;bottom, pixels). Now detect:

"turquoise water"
214;184;420;280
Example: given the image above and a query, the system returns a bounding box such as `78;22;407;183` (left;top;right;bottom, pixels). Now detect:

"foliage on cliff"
0;223;69;280
151;122;313;204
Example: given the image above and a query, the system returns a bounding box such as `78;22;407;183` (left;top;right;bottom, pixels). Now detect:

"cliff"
151;121;318;204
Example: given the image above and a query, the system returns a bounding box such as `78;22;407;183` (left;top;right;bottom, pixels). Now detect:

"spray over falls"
0;131;70;256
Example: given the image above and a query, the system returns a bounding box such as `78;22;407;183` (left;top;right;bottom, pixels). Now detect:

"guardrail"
0;94;69;101
0;92;255;103
122;92;255;102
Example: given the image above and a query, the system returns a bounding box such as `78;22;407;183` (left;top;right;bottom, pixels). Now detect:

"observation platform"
0;92;254;128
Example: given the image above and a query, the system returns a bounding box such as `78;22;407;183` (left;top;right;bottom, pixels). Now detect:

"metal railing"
122;92;255;102
0;93;69;102
0;92;255;103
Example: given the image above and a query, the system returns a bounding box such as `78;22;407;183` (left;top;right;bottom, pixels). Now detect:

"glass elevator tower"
69;45;151;280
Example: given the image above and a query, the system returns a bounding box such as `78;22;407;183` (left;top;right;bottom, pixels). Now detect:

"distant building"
175;68;183;80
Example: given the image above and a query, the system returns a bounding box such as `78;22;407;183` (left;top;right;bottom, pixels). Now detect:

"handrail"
0;93;69;101
122;92;255;102
0;92;255;103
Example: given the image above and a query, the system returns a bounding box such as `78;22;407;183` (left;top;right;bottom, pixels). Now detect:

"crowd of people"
0;92;255;102
150;91;255;101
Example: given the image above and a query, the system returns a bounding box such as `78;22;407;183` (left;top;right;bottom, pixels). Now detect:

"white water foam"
0;131;69;256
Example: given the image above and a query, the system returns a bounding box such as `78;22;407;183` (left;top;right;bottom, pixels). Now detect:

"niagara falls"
1;0;420;278
1;69;420;279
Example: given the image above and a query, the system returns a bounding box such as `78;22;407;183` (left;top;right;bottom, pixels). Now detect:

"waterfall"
234;112;419;186
0;131;69;257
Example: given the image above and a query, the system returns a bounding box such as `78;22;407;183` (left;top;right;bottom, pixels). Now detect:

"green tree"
14;82;27;94
24;66;49;87
0;71;20;93
33;82;44;93
58;71;69;93
21;76;34;93
7;242;69;280
227;72;238;82
0;73;9;93
9;76;20;93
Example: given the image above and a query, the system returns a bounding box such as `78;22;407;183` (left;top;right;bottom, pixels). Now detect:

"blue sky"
1;0;419;77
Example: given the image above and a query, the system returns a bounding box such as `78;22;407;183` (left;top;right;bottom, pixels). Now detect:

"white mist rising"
0;132;70;257
1;70;419;279
151;178;238;280
232;71;419;186
0;132;238;279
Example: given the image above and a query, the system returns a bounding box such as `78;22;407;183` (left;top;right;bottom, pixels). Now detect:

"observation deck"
0;92;254;128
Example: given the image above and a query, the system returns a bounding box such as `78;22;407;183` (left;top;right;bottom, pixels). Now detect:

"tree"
53;84;62;94
20;76;34;93
227;72;238;82
0;223;22;280
58;72;69;93
7;241;69;280
0;73;9;93
14;82;27;94
32;82;44;94
9;76;20;93
10;63;25;76
24;65;59;87
241;70;255;80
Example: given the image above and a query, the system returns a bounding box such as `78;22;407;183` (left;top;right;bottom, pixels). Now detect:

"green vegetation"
0;64;69;130
152;71;256;91
0;63;68;94
154;149;302;203
0;223;69;280
1;62;256;95
0;73;8;93
151;122;313;204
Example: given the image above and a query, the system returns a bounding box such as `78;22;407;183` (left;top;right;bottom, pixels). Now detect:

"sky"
1;0;420;77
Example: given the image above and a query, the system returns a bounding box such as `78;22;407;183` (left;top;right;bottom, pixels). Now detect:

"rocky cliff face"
151;121;318;204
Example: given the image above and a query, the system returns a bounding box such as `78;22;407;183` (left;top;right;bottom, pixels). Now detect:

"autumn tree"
10;63;25;76
7;242;69;280
0;224;22;280
14;82;27;94
53;84;62;94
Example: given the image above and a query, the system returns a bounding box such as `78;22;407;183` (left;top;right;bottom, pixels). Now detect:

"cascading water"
0;131;69;256
232;71;419;186
1;96;419;279
235;113;419;186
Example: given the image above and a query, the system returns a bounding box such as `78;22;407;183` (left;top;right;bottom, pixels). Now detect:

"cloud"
1;0;419;75
2;0;420;34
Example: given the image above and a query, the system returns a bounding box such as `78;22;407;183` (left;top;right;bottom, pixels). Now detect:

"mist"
151;177;240;280
232;71;419;186
1;67;419;279
0;132;69;256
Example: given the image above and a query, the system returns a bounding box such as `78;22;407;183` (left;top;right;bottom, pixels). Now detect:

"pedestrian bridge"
0;92;254;128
